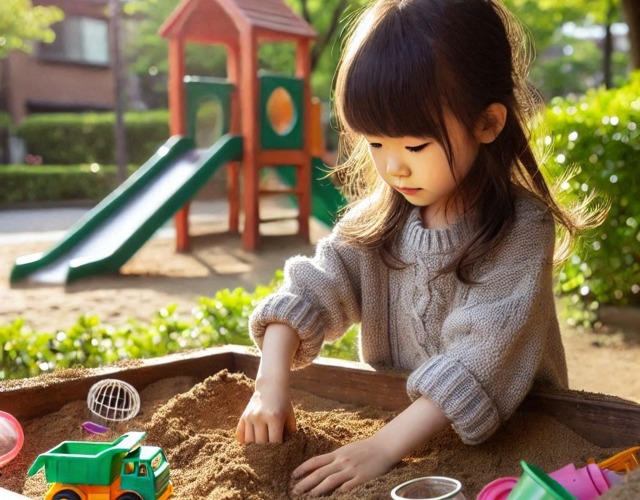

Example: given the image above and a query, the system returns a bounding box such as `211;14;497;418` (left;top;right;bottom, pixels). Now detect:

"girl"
237;0;597;495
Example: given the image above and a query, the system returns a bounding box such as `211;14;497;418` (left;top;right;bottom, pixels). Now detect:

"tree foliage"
0;0;64;58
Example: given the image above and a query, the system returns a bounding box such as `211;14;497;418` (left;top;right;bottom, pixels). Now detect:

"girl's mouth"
396;187;421;196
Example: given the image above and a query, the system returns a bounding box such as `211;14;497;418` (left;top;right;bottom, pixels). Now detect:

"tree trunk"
110;0;129;183
621;0;640;69
603;22;613;88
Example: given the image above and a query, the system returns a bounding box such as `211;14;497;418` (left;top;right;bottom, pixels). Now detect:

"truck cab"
120;446;172;499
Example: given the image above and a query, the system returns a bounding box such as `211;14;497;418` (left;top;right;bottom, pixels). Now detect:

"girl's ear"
475;103;507;144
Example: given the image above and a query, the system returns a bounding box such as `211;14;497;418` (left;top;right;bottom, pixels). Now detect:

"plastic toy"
82;421;110;435
87;379;141;423
506;461;575;499
27;431;173;500
591;445;640;473
477;460;622;500
390;476;466;499
0;411;24;467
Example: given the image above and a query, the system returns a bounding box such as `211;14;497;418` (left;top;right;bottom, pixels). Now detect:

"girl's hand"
291;436;395;496
236;323;301;444
236;377;297;443
292;395;450;496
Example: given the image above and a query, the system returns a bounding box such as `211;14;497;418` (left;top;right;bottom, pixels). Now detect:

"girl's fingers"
310;470;354;497
254;421;270;444
243;421;256;443
285;411;297;436
268;419;285;443
235;418;246;443
292;452;334;479
292;462;349;496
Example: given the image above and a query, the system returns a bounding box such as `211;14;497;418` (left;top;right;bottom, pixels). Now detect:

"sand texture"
1;370;634;499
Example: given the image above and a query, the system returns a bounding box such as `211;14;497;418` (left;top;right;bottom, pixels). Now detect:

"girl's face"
364;114;480;226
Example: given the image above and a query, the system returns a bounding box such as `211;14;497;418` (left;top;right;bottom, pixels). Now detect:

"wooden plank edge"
0;347;238;421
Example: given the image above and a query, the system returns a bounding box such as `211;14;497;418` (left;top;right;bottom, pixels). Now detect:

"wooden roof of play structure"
159;0;317;42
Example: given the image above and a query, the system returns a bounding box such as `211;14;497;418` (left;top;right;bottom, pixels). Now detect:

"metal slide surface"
11;134;243;284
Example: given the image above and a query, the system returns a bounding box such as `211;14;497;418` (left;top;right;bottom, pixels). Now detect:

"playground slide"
11;134;243;284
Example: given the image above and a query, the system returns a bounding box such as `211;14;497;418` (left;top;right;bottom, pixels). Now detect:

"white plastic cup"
391;476;467;500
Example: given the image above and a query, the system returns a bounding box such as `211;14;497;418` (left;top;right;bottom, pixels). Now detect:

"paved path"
0;200;229;245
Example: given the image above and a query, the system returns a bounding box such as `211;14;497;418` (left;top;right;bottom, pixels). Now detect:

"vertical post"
240;32;260;249
110;0;129;183
168;36;190;251
226;42;241;233
295;38;312;242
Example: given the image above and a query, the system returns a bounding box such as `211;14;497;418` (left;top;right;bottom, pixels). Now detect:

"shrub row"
541;73;640;313
17;110;170;165
0;164;134;204
0;273;359;380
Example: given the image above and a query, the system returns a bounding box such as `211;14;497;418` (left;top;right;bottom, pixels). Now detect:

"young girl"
237;0;595;495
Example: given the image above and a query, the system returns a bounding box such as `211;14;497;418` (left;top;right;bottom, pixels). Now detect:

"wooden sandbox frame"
2;345;639;449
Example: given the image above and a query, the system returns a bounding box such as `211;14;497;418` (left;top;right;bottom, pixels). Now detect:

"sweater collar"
399;207;470;258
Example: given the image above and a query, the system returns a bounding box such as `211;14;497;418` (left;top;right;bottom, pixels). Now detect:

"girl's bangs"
339;15;446;141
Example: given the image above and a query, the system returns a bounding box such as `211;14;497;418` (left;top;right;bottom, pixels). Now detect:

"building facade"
0;0;115;124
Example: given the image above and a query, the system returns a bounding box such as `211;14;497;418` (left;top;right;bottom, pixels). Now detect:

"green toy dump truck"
27;431;173;500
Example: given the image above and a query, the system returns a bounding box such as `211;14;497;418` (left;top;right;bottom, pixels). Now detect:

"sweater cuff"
249;293;325;369
407;355;500;444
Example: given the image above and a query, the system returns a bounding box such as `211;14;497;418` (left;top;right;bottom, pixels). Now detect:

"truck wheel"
52;491;82;500
117;494;142;500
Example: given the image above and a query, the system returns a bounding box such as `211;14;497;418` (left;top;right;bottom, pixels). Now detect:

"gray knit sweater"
250;196;569;444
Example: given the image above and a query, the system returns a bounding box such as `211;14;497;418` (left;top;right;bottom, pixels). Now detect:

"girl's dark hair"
333;0;599;281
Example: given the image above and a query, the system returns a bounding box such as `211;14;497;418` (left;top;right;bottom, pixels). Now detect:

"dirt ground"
1;206;639;403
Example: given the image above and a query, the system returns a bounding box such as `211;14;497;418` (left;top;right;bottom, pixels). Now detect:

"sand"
0;370;634;499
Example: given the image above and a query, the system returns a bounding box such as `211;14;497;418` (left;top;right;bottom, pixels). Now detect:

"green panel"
275;157;347;227
259;74;304;150
185;76;234;141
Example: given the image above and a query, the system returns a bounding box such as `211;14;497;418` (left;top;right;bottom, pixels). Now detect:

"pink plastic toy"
0;411;24;467
477;462;619;500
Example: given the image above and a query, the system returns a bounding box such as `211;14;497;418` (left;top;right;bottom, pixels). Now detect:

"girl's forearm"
373;396;450;462
256;323;301;386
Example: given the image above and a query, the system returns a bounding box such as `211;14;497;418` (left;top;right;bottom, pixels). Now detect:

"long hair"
332;0;600;282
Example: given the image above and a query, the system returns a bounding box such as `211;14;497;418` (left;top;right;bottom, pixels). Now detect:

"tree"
504;0;632;95
621;0;640;69
0;0;63;58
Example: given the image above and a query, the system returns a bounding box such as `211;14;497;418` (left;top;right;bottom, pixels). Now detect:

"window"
40;16;110;66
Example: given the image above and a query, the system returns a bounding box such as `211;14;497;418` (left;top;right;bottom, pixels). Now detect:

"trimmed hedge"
0;272;359;380
0;164;134;204
542;73;640;313
17;110;170;165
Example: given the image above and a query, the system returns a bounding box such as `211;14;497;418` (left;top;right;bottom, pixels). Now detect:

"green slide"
11;134;243;284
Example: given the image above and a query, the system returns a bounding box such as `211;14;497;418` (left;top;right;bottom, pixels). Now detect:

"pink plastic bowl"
0;411;24;467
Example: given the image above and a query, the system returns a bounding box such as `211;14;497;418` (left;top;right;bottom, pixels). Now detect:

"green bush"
0;272;359;380
541;73;640;314
17;110;170;165
0;164;134;204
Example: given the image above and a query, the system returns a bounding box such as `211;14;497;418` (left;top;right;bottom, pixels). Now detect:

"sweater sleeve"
406;202;558;444
249;233;363;368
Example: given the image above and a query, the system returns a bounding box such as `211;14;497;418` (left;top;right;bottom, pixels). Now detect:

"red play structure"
11;0;343;284
160;0;324;251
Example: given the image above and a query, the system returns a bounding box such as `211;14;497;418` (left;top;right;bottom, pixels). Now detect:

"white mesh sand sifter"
87;379;141;422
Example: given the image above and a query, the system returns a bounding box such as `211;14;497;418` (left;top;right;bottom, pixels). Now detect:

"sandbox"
1;346;639;498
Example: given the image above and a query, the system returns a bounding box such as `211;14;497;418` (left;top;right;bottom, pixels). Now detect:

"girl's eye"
406;143;429;153
369;143;382;149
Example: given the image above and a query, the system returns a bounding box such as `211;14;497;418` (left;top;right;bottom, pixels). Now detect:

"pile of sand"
2;371;635;499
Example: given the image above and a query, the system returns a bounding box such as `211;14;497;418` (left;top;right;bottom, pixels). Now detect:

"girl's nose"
387;155;409;177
